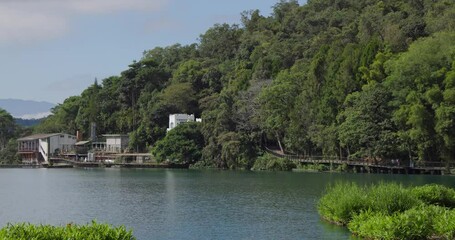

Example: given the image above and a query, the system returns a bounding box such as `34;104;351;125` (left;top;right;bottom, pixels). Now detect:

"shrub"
251;154;296;171
318;182;367;225
349;205;448;240
320;182;455;239
366;182;420;215
411;184;455;208
433;208;455;239
348;210;395;240
0;221;135;240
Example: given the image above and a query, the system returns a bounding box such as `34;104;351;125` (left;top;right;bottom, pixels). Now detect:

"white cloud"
0;5;68;44
0;0;169;45
69;0;167;13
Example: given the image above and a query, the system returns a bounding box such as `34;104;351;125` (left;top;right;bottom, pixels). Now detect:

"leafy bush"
320;182;455;239
0;221;135;240
318;182;367;225
296;163;330;172
349;205;450;240
152;122;204;164
433;208;455;239
411;184;455;208
348;210;395;240
251;154;296;171
366;182;420;215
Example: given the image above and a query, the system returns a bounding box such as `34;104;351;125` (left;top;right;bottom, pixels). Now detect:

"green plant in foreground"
320;182;455;239
0;221;135;240
317;182;367;225
412;184;455;208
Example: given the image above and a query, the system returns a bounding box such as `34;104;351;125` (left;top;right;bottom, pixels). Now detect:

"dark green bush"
251;154;296;171
0;221;135;240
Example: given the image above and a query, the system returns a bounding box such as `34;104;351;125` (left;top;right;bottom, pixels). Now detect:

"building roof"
17;133;61;141
75;141;91;146
103;134;129;137
17;133;76;141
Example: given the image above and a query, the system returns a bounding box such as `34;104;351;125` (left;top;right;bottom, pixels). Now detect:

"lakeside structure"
17;133;77;164
17;131;132;165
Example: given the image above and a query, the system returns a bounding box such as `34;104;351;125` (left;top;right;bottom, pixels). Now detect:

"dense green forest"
0;109;28;163
12;0;455;168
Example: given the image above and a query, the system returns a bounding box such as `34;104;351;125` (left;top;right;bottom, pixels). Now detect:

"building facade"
17;133;77;164
103;134;129;153
167;114;197;131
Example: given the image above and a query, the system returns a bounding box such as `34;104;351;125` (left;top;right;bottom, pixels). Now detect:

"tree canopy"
33;0;455;167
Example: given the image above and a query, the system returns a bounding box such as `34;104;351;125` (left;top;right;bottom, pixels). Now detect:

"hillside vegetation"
34;0;455;169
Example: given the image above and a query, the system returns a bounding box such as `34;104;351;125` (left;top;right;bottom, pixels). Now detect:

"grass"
318;182;455;239
0;221;135;240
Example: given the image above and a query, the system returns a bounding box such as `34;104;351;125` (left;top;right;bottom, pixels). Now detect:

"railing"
18;147;39;152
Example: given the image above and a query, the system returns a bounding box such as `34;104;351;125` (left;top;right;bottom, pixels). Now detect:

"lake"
0;168;454;239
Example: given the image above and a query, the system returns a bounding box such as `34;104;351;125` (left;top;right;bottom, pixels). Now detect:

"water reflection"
0;169;454;239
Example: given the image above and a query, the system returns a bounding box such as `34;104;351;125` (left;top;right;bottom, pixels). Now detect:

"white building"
17;133;77;164
167;114;197;131
103;134;129;153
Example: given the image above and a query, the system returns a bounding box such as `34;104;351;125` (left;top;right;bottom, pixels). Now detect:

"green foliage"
152;122;204;164
433;208;455;240
0;108;16;150
320;182;455;239
349;206;450;240
0;139;20;164
0;221;135;239
30;0;455;167
251;154;296;171
318;182;368;225
411;184;455;208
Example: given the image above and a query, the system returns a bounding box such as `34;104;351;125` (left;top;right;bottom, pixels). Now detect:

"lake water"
0;169;454;239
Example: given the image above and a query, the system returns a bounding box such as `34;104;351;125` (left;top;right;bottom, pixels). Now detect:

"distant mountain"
15;118;44;127
0;99;55;119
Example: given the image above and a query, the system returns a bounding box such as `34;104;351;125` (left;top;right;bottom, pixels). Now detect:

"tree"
0;108;16;150
259;70;299;153
152;122;204;164
385;31;455;162
338;82;396;160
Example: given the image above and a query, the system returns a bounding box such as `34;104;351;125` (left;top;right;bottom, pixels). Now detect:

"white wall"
39;138;49;162
167;114;195;131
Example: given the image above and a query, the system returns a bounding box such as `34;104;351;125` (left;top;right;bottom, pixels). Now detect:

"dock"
48;158;189;169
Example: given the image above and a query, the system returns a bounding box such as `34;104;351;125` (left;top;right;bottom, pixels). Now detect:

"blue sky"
0;0;305;104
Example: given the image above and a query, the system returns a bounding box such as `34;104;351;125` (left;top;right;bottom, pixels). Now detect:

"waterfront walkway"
264;147;452;175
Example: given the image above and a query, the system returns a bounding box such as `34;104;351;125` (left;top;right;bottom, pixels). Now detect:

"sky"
0;0;305;104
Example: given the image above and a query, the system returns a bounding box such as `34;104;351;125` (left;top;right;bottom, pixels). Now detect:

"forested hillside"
35;0;455;169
